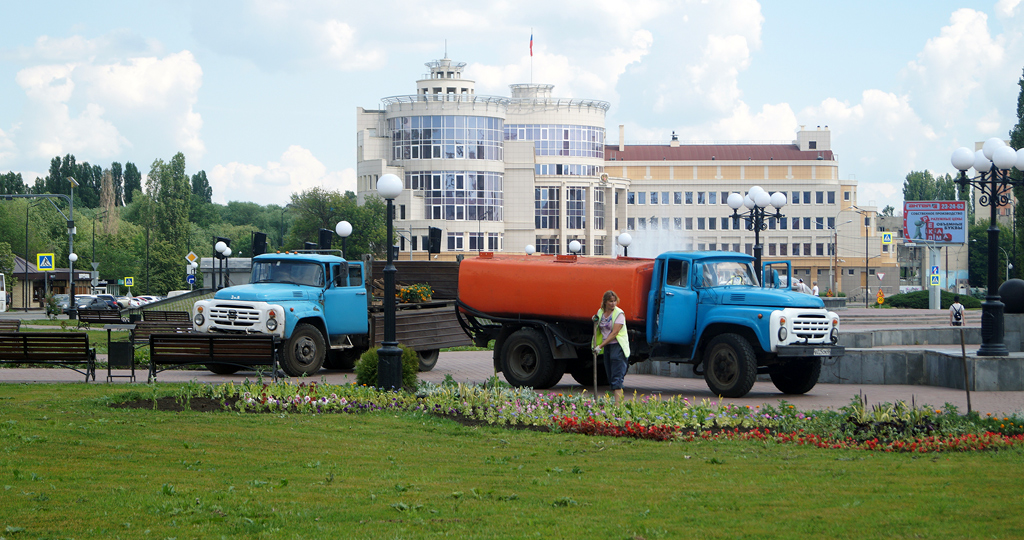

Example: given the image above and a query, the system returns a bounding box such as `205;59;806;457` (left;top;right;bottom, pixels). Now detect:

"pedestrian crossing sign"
930;274;940;286
125;277;134;287
881;232;893;245
37;253;54;271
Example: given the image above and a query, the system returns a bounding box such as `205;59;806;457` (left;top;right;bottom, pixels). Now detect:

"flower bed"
145;380;1024;453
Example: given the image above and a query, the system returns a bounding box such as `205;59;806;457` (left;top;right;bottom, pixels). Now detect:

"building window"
627;192;635;204
594;189;605;230
685;192;693;204
447;232;464;251
488;233;501;251
468;233;484;251
504;123;606;159
650;191;659;205
809;141;817;149
627;217;635;230
804;243;811;256
844;191;851;201
828;191;835;204
780;218;788;230
685;217;693;230
662;191;669;205
637;192;646;205
674;217;682;230
745;243;753;255
709;192;717;205
816;191;824;204
674;192;682;204
804;217;811;230
882;244;890;253
534;186;559;229
536;238;558;254
769;244;776;256
650;217;658;230
708;243;717;250
697;192;706;205
816;218;824;230
708;218;716;230
389;115;505;162
828;217;835;229
722;217;730;230
780;243;788;256
793;243;801;256
721;191;729;204
803;192;811;204
697;243;706;251
792;191;800;205
697;218;705;230
792;217;800;230
638;217;646;230
816;243;824;256
566;187;585;229
768;217;776;230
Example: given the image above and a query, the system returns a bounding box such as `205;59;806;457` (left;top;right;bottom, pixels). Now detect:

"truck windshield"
699;261;758;287
251;261;325;287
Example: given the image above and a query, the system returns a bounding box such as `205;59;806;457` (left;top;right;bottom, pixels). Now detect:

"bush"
885;289;982;310
355;345;419;388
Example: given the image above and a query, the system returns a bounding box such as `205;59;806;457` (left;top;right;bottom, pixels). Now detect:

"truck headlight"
193;313;204;326
778;327;788;341
830;327;839;344
267;317;278;331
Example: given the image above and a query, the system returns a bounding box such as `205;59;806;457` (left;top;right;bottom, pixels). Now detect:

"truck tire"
769;357;821;395
569;349;609;387
281;323;326;377
501;328;563;389
703;333;757;398
206;364;241;375
417;349;440;372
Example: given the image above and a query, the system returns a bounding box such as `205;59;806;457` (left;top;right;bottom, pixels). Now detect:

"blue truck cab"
192;252;368;376
646;251;842;397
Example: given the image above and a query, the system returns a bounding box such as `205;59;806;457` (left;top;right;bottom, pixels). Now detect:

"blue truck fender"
689;309;773;361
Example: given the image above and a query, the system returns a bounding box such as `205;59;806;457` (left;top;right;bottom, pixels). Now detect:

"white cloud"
0;127;17;165
10;47;205;162
208;146;355;205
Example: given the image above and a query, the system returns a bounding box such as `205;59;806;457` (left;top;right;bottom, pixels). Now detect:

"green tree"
880;205;894;217
968;221;1014;288
191;170;212;202
1011;67;1024;279
287;188;387;259
122;162;141;204
903;170;937;202
110;161;124;206
0;172;27;194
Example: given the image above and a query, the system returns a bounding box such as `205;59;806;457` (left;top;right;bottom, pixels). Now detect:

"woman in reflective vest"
592;290;630;403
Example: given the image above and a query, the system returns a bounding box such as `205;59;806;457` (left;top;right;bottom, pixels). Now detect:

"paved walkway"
3;350;1022;416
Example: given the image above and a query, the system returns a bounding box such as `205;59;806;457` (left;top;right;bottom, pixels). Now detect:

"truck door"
322;263;369;336
656;259;697;345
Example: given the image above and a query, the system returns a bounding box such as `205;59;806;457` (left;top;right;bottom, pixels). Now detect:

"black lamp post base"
377;343;403;390
977;296;1009;356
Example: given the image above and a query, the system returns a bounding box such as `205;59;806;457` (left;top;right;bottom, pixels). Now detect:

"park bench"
148;333;279;381
130;321;193;348
142;311;191;323
76;309;125;330
0;332;96;382
0;320;21;332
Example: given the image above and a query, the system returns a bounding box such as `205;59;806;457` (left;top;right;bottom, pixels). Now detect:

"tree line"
1;153;387;296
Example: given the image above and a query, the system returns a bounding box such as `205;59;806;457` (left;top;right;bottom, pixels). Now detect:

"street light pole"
951;139;1024;356
376;174;404;390
66;177;77;320
727;186;786;282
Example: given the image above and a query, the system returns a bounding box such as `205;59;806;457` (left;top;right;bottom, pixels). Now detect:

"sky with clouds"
1;0;1023;212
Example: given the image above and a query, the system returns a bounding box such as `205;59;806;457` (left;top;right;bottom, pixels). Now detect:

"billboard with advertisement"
902;201;967;244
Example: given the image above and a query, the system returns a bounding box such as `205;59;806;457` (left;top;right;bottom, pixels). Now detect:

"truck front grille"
793;314;829;340
208;303;261;328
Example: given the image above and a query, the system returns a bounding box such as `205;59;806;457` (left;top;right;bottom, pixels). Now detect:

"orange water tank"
458;254;654;325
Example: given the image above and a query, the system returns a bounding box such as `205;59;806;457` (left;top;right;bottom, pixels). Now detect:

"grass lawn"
0;384;1022;539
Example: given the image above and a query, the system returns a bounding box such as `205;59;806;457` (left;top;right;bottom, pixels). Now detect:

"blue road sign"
37;253;54;271
931;265;940;276
931;274;940;286
186;274;196;285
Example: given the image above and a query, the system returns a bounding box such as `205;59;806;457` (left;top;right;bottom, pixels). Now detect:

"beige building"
356;57;896;300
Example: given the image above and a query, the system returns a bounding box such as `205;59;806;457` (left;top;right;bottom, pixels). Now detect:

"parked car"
77;296;116;311
48;294;70;315
116;296;132;309
137;295;160;305
128;297;145;308
95;294;119;310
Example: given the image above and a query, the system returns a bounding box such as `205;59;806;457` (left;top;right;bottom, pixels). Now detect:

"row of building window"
628;191;838;206
531;238;605;256
405;171;505;222
626;216;839;231
389;115;504;161
683;242;831;257
534;163;605;176
535;187;606;230
504;124;605;158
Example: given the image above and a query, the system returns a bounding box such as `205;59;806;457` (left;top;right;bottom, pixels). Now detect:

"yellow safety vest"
592;306;630;358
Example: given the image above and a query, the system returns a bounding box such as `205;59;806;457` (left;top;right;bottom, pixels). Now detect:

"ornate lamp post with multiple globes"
376;174;404;390
950;138;1024;356
727;186;787;279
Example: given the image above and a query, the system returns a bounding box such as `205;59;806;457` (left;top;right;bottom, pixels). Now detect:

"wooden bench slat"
147;333;278;381
0;332;96;382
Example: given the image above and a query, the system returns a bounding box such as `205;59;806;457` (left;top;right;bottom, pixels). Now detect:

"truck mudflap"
776;345;845;358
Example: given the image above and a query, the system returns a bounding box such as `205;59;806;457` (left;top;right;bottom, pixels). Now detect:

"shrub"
885;289;982;310
355;344;419;388
398;283;433;303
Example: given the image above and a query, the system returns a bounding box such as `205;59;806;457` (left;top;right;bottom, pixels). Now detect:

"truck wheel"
569;350;609;387
703;333;757;398
281;323;326;377
206;364;241;375
501;328;562;389
417;349;440;372
770;357;821;394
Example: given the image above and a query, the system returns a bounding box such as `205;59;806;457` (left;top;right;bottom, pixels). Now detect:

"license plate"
813;348;831;356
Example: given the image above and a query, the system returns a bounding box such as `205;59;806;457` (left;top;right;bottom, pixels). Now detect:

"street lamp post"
951;139;1024;356
376;174;403;390
617;233;632;257
66;177;77;320
727;187;786;282
999;246;1013;281
830;219;853;295
335;221;352;259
